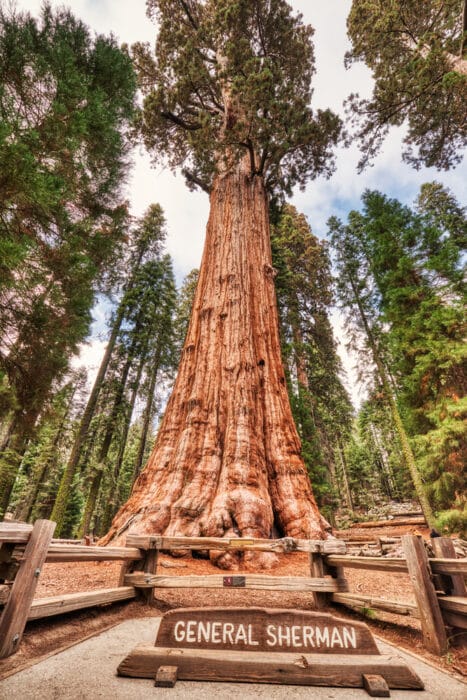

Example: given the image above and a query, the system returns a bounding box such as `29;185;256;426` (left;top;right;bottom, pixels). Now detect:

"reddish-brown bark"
102;160;326;567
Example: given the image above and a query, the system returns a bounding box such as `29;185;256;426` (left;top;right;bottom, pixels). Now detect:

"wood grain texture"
429;558;467;575
431;538;466;597
117;645;424;689
350;517;426;529
437;596;467;615
0;523;33;543
155;607;379;654
326;556;408;572
13;543;144;563
0;519;56;658
402;535;448;655
440;610;467;630
124;535;345;555
362;674;390;697
310;552;326;609
143;548;158;605
103;160;327;567
333;593;419;618
437;595;467;629
154;665;177;687
27;586;136;620
124;573;348;592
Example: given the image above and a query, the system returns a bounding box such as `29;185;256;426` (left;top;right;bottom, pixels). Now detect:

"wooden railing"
330;535;467;656
0;520;142;658
1;520;465;659
0;521;347;659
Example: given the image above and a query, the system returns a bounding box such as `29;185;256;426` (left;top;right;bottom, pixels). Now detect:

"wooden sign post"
118;607;423;695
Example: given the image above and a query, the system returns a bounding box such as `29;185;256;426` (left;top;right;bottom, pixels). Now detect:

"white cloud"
70;338;107;391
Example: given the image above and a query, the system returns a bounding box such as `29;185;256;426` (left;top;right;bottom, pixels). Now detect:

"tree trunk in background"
132;349;161;484
102;162;326;568
100;351;148;533
348;274;436;528
17;399;74;522
336;440;354;513
50;303;125;535
0;412;35;516
78;324;142;537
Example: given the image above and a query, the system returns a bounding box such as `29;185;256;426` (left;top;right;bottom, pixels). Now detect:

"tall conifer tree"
0;4;136;515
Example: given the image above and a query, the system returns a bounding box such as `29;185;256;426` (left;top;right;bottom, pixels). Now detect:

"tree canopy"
132;0;342;194
0;2;136;515
346;0;467;170
329;183;466;522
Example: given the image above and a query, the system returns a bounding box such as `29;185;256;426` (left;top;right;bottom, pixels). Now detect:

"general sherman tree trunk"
103;160;326;568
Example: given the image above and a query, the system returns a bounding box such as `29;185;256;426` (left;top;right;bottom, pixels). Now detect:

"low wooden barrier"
330;535;467;656
122;534;348;608
1;520;465;659
0;522;348;659
0;520;142;658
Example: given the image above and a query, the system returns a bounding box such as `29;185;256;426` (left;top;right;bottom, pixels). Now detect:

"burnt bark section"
103;164;324;567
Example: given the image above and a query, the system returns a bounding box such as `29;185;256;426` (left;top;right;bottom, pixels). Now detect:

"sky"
14;0;467;406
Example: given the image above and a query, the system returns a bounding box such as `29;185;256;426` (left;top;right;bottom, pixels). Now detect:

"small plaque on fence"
223;576;245;588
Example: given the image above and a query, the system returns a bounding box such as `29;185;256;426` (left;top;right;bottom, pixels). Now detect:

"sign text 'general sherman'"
156;607;379;654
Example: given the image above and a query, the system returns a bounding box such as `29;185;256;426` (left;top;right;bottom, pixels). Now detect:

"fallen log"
350;517;426;529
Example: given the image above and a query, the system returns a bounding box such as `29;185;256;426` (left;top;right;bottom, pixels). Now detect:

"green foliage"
329;183;466;513
0;3;137;513
174;269;199;359
345;396;414;511
133;0;341;194
435;507;467;539
346;0;467;170
77;242;178;535
271;204;353;502
48;203;169;535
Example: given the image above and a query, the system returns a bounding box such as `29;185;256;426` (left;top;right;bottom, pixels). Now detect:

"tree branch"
160;111;201;130
239;139;256;174
179;0;198;31
181;168;211;194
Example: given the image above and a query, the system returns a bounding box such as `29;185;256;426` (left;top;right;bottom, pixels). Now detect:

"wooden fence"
0;520;465;659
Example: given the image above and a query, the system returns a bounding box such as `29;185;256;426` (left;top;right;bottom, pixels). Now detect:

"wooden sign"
118;607;425;693
156;607;379;654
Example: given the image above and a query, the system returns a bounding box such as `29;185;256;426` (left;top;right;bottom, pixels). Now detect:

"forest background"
1;0;465;538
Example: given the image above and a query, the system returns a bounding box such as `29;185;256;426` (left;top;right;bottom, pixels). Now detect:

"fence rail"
0;521;465;659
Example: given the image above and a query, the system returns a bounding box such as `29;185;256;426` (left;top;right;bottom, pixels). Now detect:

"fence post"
431;537;466;597
309;552;326;609
0;519;56;658
143;547;159;605
402;535;448;655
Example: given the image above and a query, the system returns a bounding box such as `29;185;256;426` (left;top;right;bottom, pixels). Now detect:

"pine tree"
51;205;167;533
84;254;177;535
357;189;466;513
329;184;466;523
0;3;136;515
271;205;353;506
328;209;437;526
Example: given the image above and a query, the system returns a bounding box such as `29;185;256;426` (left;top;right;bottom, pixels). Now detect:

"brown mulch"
1;530;466;682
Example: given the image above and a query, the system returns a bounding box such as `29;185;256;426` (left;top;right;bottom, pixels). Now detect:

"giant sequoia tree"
103;0;341;566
